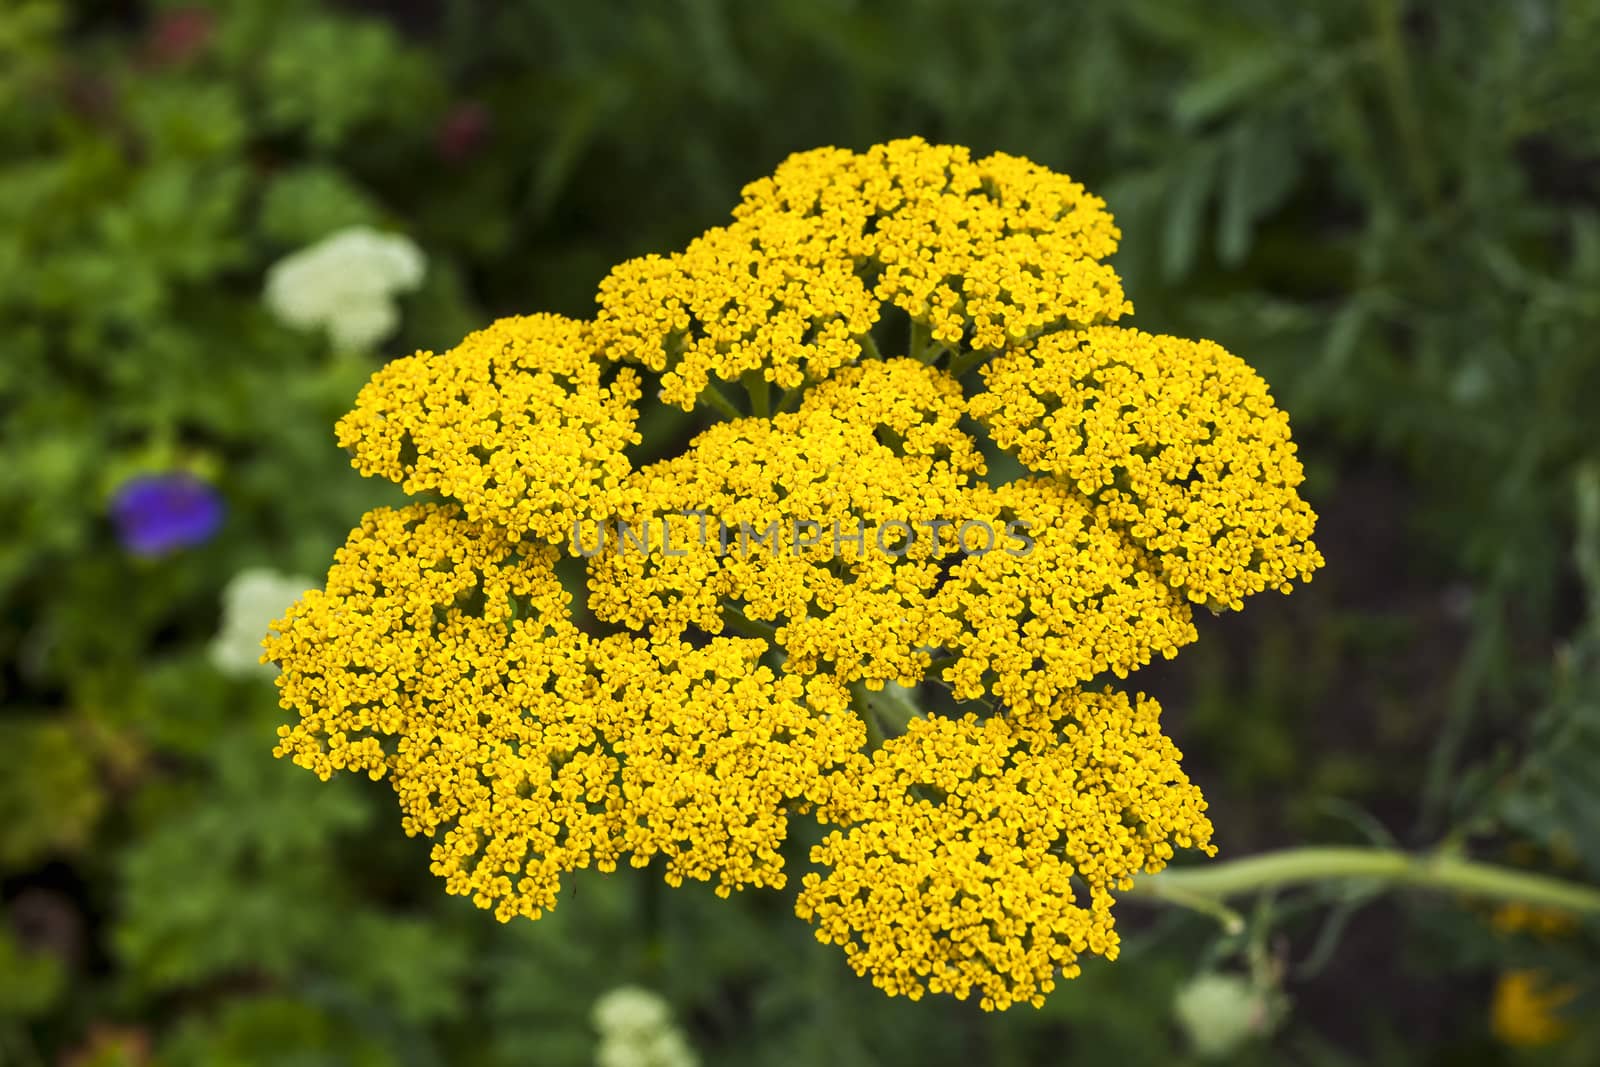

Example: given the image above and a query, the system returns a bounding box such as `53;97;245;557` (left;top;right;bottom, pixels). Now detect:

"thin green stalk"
850;683;887;751
945;348;989;379
1122;880;1247;935
864;681;922;734
697;383;743;421
909;318;932;362
721;607;779;640
776;384;806;413
1127;847;1600;916
742;370;771;417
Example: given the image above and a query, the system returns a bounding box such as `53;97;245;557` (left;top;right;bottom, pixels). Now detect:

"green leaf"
1218;121;1300;266
1162;144;1220;281
1173;48;1296;128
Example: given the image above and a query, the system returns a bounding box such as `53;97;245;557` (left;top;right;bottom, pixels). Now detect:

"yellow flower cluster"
267;503;862;919
335;314;641;542
588;358;981;688
970;326;1323;610
800;689;1213;1011
1492;971;1576;1047
595;202;879;409
926;479;1197;712
738;140;1132;350
596;139;1129;409
270;138;1321;1011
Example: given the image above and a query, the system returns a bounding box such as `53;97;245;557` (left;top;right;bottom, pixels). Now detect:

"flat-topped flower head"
336;313;641;542
269;140;1319;1011
739;139;1131;349
595;216;880;408
267;504;860;920
800;689;1213;1011
586;359;982;689
926;478;1198;712
970;326;1323;609
597;137;1129;411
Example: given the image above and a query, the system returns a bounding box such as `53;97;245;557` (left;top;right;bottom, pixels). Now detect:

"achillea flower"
924;478;1197;712
736;140;1131;349
334;314;642;542
264;226;425;351
596;140;1128;410
110;473;223;556
595;215;880;408
970;326;1323;610
586;358;981;689
268;505;860;919
269;138;1321;1010
802;689;1212;1011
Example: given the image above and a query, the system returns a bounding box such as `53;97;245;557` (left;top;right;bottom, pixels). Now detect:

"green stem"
909;318;932;362
721;606;779;641
858;332;884;361
776;384;806;413
742;370;771;417
945;348;989;379
849;681;923;749
849;683;887;750
1128;847;1600;916
1122;880;1247;935
697;383;743;421
865;682;922;733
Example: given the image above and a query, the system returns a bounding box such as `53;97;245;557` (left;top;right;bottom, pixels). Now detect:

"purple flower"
111;473;224;556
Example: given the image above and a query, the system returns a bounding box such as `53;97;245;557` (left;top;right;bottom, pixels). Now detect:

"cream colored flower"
210;567;314;679
591;986;698;1067
264;226;425;350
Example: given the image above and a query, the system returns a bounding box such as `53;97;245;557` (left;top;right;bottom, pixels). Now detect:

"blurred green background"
3;0;1600;1064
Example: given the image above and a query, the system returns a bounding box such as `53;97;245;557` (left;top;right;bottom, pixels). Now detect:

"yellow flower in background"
268;138;1321;1009
1491;970;1575;1047
1486;900;1579;1048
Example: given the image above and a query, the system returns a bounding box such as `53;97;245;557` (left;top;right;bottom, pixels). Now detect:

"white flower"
264;226;425;351
210;567;315;679
591;986;697;1067
596;1030;697;1067
1172;971;1282;1060
592;986;671;1040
